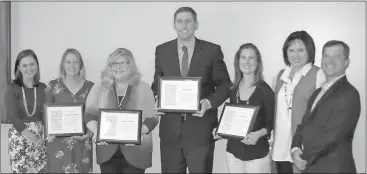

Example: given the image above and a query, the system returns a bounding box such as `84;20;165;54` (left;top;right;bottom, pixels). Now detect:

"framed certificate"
97;109;142;144
216;103;259;140
158;77;201;113
43;104;85;137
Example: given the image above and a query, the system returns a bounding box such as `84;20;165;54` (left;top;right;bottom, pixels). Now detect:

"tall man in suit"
151;7;231;173
291;40;361;173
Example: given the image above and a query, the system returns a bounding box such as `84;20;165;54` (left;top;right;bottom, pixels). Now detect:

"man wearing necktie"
151;7;231;173
291;40;361;173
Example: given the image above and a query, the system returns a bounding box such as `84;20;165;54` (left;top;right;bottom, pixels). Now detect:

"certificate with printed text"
158;77;201;113
44;104;85;137
97;109;142;144
216;103;259;140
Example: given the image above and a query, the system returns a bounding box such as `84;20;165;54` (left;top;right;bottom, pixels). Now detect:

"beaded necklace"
21;87;37;116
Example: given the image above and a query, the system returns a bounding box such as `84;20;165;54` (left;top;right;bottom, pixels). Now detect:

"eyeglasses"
109;61;130;67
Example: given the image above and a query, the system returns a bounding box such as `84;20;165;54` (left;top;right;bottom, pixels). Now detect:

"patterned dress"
5;82;47;173
45;78;94;173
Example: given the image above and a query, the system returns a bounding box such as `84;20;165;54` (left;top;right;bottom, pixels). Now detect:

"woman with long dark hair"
225;43;274;173
5;49;47;173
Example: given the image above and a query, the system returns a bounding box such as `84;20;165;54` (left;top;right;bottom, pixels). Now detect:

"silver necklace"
116;85;128;109
284;82;293;111
117;95;125;109
21;87;37;116
236;91;250;105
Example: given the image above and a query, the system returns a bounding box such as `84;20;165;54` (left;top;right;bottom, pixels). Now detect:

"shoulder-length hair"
231;43;264;90
101;48;141;88
282;30;315;66
14;49;41;87
59;48;86;80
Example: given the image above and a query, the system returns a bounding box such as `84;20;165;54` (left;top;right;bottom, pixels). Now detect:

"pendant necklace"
117;96;125;109
237;91;250;105
116;85;128;109
284;82;293;112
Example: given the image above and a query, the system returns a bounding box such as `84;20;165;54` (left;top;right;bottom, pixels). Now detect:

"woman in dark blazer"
5;49;47;173
225;43;275;173
84;48;159;173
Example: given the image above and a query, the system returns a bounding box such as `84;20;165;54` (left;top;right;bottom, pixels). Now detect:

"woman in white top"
271;31;326;173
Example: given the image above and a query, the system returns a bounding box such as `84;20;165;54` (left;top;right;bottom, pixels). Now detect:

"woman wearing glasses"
84;48;158;173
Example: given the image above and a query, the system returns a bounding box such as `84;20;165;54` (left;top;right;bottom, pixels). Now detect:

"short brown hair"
174;7;197;22
322;40;350;59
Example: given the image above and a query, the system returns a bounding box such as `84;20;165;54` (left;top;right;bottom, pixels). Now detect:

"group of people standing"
5;6;361;174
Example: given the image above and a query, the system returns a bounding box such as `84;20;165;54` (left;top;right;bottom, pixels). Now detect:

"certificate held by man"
158;77;201;113
97;109;142;144
216;103;259;140
44;104;85;137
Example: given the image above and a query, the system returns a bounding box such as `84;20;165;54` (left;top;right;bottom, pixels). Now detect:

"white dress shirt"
272;63;326;162
311;74;346;111
177;38;212;110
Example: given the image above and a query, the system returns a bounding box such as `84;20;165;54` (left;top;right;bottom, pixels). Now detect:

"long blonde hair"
101;48;140;88
59;48;86;80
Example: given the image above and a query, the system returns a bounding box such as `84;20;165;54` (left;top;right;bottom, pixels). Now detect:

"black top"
4;81;47;133
226;80;275;161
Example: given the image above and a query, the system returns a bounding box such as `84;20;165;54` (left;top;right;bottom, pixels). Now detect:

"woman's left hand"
125;135;144;146
213;128;222;141
141;124;149;135
241;131;261;145
97;141;108;146
72;131;93;141
35;137;46;149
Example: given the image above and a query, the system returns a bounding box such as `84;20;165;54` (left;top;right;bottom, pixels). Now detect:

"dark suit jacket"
151;38;231;146
292;76;361;173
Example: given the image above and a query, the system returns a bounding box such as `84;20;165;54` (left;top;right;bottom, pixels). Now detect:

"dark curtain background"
1;2;11;123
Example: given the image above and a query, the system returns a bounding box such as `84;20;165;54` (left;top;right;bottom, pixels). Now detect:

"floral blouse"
45;78;94;173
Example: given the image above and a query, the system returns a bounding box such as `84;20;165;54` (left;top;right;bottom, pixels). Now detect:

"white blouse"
272;63;325;162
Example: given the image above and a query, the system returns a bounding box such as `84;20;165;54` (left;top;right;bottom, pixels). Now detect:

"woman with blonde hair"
85;48;158;173
45;48;94;173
